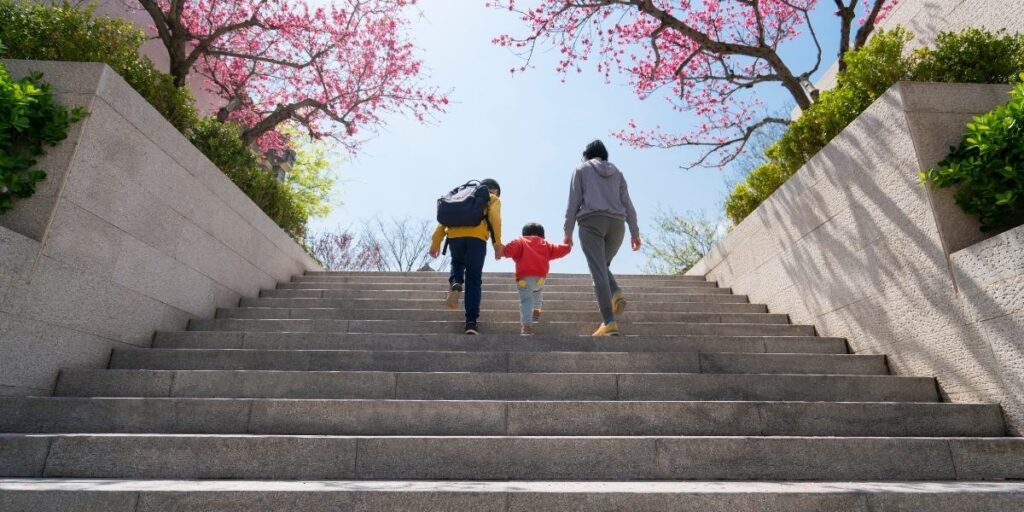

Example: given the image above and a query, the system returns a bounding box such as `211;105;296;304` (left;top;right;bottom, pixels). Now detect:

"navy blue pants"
447;237;487;324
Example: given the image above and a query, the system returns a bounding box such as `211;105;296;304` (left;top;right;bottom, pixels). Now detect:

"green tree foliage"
725;27;1024;225
0;60;86;212
921;78;1024;232
0;0;195;132
280;125;338;221
642;209;723;275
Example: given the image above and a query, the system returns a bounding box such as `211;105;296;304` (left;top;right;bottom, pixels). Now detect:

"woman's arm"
620;177;640;239
563;167;584;243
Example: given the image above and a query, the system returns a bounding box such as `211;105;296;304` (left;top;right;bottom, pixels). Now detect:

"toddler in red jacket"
502;223;572;335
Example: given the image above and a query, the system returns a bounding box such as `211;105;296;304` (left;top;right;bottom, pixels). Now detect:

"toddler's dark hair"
522;223;545;238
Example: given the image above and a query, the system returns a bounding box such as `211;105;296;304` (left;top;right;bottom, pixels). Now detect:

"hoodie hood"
565;159;640;239
586;159;619;178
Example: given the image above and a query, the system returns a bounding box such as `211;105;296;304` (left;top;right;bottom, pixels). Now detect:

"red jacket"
503;236;572;280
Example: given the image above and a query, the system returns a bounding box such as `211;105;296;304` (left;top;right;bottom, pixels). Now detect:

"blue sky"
310;0;843;273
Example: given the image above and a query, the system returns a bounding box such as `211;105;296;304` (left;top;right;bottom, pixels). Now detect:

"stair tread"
4;270;1015;488
4;479;1024;493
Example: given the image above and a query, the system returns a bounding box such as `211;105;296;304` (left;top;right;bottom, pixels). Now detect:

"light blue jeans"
516;277;545;326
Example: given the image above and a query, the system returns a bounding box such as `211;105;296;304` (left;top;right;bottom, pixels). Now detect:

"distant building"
263;148;297;183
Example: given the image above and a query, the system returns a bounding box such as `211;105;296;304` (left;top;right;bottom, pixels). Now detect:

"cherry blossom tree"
137;0;448;150
305;230;381;271
491;0;899;168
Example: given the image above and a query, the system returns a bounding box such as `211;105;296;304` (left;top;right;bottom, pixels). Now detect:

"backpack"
436;181;496;253
437;180;491;228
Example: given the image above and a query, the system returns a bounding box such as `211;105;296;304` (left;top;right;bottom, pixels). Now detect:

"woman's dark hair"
480;178;501;196
583;139;609;161
522;223;545;238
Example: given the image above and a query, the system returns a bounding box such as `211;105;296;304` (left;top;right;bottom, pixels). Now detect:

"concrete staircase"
2;271;1023;510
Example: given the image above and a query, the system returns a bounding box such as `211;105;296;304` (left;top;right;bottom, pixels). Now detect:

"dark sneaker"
445;283;463;310
532;309;542;322
464;322;479;335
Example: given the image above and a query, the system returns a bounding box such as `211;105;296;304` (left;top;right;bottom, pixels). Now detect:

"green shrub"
912;29;1024;85
725;27;1024;225
0;0;196;132
921;78;1024;232
0;62;87;212
724;162;797;224
187;118;308;238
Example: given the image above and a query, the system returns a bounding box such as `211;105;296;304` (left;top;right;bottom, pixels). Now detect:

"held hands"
631;237;642;251
563;235;573;247
494;244;504;260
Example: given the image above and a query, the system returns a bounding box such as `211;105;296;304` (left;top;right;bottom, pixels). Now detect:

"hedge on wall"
725;28;1024;225
0;0;196;132
0;0;331;239
922;77;1024;232
187;117;308;238
0;59;87;213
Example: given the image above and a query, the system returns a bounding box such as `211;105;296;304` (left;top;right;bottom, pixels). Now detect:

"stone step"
259;288;749;302
108;349;887;375
4;480;1024;512
290;276;715;288
186;319;816;336
288;272;712;284
0;398;1003;437
306;271;705;280
2;434;1022;480
154;331;849;354
303;270;704;278
239;297;770;314
54;370;938;402
276;282;726;292
214;307;791;325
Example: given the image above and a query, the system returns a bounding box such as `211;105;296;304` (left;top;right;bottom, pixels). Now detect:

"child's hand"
563;235;573;247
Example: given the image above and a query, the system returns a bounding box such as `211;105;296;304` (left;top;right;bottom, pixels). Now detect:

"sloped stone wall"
0;60;319;396
688;82;1024;433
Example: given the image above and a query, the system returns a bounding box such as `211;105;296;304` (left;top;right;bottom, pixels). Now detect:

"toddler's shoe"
532;309;542;322
520;324;534;336
592;322;620;337
445;283;463;309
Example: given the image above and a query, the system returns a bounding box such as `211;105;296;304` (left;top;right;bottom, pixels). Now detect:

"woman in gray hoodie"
563;140;641;336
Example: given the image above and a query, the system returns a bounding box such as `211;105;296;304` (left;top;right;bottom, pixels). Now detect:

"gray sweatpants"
578;215;625;324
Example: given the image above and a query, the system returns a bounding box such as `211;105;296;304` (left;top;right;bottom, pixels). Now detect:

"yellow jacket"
431;194;503;251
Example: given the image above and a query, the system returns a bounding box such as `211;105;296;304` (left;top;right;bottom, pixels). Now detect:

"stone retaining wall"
0;60;320;396
688;82;1024;433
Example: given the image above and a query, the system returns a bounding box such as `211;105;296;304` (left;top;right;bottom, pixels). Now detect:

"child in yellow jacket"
429;178;503;335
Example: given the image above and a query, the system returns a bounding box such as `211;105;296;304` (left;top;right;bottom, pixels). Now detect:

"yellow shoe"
612;291;627;315
592;322;620;337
